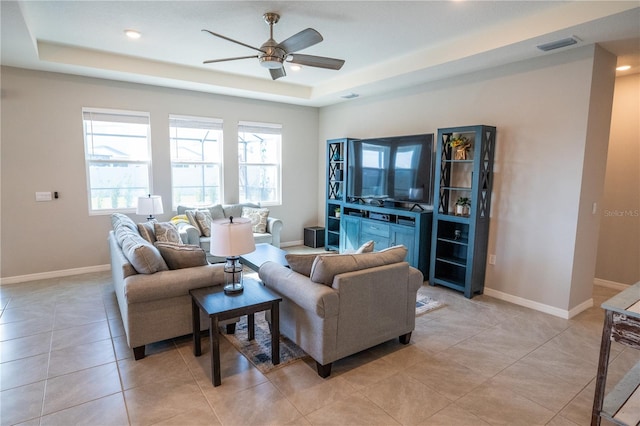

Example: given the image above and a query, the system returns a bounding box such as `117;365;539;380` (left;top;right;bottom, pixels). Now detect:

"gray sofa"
258;245;422;377
108;213;235;360
176;203;283;263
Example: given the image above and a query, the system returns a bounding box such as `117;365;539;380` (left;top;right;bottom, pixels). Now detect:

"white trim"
0;265;110;286
483;287;593;319
593;278;630;291
280;240;304;248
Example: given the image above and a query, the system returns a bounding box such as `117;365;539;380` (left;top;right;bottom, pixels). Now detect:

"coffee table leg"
248;313;255;340
271;302;280;365
210;316;221;387
192;298;201;357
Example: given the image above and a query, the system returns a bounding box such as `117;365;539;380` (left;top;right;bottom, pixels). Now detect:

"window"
238;121;282;205
82;108;151;214
169;115;223;208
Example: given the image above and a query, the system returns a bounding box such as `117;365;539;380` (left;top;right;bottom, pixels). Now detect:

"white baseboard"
484;287;593;319
483;287;593;319
0;264;110;286
484;276;631;319
593;278;631;291
280;240;304;248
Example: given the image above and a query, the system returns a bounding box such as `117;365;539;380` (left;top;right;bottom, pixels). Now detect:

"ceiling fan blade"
277;28;323;54
202;29;265;54
203;55;258;64
269;67;286;80
289;54;345;70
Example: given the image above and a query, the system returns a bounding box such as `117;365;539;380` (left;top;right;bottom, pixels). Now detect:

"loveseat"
258;245;422;377
176;203;283;263
109;213;236;360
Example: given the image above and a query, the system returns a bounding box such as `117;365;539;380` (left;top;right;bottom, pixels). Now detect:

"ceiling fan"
202;12;345;80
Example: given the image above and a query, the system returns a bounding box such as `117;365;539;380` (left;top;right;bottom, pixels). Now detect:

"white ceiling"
2;1;639;107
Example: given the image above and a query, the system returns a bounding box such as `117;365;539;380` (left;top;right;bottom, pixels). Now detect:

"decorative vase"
455;205;464;216
455;147;467;160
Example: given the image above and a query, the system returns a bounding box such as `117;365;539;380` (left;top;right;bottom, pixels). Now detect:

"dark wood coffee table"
240;243;288;272
190;277;282;386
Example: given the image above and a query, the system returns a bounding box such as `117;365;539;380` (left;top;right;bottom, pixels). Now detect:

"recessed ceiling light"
125;29;141;39
616;65;631;71
290;64;301;71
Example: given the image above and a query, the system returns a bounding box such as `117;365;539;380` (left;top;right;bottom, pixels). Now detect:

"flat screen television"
347;134;434;205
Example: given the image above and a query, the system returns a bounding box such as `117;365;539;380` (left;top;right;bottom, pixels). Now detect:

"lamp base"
223;282;244;295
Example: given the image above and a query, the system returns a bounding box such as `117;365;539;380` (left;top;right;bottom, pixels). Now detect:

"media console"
340;203;432;276
325;138;433;277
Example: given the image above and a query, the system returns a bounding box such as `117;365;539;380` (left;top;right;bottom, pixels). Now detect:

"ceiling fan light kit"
202;12;345;80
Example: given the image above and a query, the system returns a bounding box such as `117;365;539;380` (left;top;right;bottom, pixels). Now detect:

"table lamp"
209;216;256;295
136;194;164;221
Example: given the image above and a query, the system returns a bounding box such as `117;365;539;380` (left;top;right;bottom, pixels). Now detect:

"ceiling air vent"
537;36;580;52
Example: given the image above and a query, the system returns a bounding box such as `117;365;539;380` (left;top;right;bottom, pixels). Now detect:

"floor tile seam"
352;390;404;425
172;337;224;425
0;321;55;343
40;390;125;420
49;335;114;355
46;359;120;383
106;325;133;425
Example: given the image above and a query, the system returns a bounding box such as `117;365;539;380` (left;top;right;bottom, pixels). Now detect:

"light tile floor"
1;269;636;425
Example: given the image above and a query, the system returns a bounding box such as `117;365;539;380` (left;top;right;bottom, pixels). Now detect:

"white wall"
318;45;616;313
596;72;640;285
1;67;319;278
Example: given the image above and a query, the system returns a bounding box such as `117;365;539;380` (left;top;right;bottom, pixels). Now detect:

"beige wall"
318;45;616;314
1;67;319;278
596;73;640;285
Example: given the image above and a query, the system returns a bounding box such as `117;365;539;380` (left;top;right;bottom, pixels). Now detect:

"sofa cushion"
154;242;208;269
241;207;269;233
194;210;213;237
284;253;334;277
356;240;375;253
111;213;137;233
208;204;225;220
309;245;408;286
154;222;182;244
137;220;157;243
120;233;168;274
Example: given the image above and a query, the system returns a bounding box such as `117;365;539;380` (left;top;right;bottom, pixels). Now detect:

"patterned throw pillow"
194;210;213;237
184;209;213;237
241;207;269;233
154;222;182;244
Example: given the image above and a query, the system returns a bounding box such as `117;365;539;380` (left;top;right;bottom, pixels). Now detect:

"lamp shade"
136;195;164;216
209;217;256;257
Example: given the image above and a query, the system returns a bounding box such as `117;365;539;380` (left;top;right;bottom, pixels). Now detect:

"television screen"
347;134;434;205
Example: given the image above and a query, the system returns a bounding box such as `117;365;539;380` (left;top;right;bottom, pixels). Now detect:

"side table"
190;278;282;387
591;281;640;425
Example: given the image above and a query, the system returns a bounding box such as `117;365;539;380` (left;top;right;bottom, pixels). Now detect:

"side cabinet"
325;138;356;251
429;125;496;298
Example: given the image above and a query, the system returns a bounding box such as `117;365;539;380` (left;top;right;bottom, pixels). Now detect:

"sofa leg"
316;362;332;378
133;345;145;360
226;323;236;334
399;332;412;345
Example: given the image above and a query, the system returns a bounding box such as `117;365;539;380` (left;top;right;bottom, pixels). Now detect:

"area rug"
415;288;445;316
221;315;308;374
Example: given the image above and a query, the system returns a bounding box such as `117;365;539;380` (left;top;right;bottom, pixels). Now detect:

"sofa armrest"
259;261;339;318
266;217;283;248
175;222;200;245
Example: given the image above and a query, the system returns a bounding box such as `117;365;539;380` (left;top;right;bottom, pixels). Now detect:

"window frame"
169;114;224;209
237;121;282;206
82;107;153;215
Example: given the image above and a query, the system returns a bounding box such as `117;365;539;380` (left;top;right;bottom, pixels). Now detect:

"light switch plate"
35;192;52;202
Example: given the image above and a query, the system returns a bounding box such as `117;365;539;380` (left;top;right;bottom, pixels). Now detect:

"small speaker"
304;226;325;248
